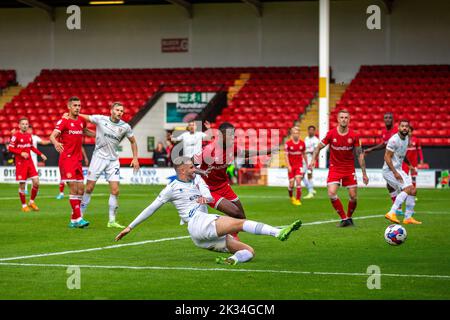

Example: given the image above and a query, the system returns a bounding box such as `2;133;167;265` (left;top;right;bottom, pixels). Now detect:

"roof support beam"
166;0;193;18
242;0;263;17
16;0;55;20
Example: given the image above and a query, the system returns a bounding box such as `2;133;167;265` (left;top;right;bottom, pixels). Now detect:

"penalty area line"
0;262;449;280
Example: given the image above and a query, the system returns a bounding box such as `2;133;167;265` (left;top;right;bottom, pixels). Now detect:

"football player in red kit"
310;110;369;227
50;97;94;228
8;118;47;211
284;127;307;206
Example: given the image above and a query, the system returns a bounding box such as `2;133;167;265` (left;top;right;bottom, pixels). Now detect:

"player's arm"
81;146;89;166
115;198;165;241
127;135;140;173
197;177;214;204
364;142;385;155
83;127;96;137
309;142;326;169
7;138;29;159
171;132;184;143
284;147;292;172
30;145;47;161
49;130;64;153
62;112;93;123
355;146;369;185
384;149;403;182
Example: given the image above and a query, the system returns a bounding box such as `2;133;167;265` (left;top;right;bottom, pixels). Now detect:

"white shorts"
187;212;229;253
382;169;412;192
87;157;121;182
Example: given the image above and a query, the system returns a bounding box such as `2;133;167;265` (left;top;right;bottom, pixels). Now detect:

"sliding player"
115;156;302;265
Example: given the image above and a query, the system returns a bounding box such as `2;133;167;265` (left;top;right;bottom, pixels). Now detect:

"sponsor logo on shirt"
68;130;83;135
330;145;354;151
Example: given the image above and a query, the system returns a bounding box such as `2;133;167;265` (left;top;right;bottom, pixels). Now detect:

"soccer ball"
384;224;407;246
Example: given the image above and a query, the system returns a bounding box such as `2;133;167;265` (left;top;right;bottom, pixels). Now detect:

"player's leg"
403;184;421;224
308;171;316;194
18;182;29;212
57;181;65;199
24;180;29;195
28;176;40;211
327;180;349;226
294;174;302;205
107;181;125;228
387;183;403;216
214;215;301;241
384;170;413;224
81;157;104;214
81;180;96;214
216;236;255;265
346;186;357;225
288;178;295;203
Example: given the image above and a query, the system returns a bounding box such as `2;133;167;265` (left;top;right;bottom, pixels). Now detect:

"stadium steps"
0;85;23;109
298;98;319;138
329;83;348;112
227;73;250;102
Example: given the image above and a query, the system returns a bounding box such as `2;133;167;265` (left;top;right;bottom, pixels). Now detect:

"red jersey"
382;126;397;145
8;131;42;162
321;127;360;172
405;136;423;167
285;139;305;166
54;117;86;161
194;141;239;190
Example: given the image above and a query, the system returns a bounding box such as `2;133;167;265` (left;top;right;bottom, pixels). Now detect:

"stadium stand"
332;65;450;146
0;70;16;90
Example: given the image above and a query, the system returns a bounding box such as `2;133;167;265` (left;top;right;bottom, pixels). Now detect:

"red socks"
69;195;82;221
331;197;347;219
296;187;302;200
59;182;65;193
347;199;357;218
19;190;26;206
30;186;38;202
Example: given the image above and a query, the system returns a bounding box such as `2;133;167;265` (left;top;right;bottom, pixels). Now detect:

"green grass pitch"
0;183;449;300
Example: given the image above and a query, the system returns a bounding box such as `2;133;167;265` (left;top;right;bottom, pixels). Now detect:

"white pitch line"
0;262;449;280
0;193;110;200
0;214;384;262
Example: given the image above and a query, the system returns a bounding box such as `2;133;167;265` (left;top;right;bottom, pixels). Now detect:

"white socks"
242;220;280;237
81;193;91;214
229;249;254;264
108;194;118;223
390;191;408;214
405;195;415;219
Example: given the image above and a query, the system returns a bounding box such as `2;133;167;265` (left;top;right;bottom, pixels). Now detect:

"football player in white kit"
303;125;320;199
171;120;211;158
69;102;140;228
115;157;302;265
383;120;422;225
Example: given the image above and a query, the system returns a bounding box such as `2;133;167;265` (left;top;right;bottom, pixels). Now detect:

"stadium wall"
0;0;449;84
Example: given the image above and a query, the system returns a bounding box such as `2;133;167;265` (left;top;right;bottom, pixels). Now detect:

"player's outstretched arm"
364;142;385;155
115;199;164;241
83;127;96;137
356;146;369;185
49;130;63;153
127;136;140;173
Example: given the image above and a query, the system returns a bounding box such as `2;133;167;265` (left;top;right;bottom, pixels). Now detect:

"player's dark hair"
218;122;235;131
68;96;80;102
399;119;410;125
308;125;316;130
338;109;350;115
384;112;393;117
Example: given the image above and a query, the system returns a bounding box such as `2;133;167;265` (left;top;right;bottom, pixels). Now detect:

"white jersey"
31;135;42;167
304;136;320;155
90;115;134;160
154;175;213;224
383;133;409;171
174;132;206;158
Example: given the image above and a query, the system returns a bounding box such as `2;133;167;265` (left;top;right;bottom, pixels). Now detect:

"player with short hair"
70;102;140;228
115;156;302;265
171;120;211;158
284;127;307;206
50;97;95;228
303;125;320;199
401;126;423;190
383;120;421;225
310;110;369;227
8;118;47;211
364;112;402;214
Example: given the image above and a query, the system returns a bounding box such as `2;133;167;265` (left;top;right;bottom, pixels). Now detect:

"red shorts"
402;163;417;177
327;170;357;188
208;183;239;209
288;165;304;180
59;158;84;182
15;160;38;182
